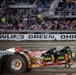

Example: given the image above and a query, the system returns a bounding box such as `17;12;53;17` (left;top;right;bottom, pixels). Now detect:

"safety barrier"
0;30;76;33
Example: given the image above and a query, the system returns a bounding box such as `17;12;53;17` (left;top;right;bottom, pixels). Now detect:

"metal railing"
0;0;7;16
0;30;76;34
54;10;76;15
48;10;76;18
49;0;60;12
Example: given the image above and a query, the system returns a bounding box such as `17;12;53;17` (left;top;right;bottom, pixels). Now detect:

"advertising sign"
0;34;76;40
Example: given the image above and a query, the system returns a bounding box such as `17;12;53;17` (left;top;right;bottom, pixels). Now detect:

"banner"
0;34;76;40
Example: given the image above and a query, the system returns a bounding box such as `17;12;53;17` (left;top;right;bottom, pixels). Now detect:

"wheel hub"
11;59;22;70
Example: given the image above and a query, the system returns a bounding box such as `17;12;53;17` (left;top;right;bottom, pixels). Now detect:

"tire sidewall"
7;54;28;73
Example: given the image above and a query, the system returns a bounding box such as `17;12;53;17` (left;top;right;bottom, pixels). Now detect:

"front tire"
65;63;70;68
7;54;28;73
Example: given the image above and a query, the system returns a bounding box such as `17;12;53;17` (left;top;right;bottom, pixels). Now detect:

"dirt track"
0;40;76;51
1;70;76;75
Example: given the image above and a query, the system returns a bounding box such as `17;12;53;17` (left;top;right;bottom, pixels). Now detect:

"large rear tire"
7;54;28;73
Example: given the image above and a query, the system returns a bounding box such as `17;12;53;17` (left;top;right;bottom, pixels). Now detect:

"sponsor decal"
0;51;14;57
44;58;51;60
58;56;65;59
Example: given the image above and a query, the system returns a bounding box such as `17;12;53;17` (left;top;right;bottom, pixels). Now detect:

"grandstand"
0;0;76;31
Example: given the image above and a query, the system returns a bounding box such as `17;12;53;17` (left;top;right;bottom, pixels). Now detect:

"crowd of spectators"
54;0;76;15
0;12;76;31
0;0;76;31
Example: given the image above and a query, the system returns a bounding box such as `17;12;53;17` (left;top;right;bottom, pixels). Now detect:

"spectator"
38;7;42;13
1;16;6;25
33;23;40;30
37;13;42;21
10;15;15;23
69;0;73;4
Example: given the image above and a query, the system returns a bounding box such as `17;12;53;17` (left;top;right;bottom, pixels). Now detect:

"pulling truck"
0;46;73;74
